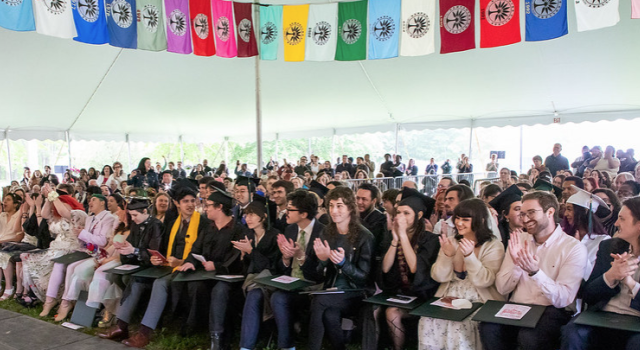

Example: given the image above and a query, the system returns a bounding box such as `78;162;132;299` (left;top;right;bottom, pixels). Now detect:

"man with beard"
432;185;474;236
356;183;387;254
561;177;584;204
271;180;294;232
380;154;394;178
479;191;586;350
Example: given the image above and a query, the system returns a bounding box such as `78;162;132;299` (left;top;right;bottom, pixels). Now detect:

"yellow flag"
282;4;309;62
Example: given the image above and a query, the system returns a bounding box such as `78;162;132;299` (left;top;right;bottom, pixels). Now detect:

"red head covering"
53;195;85;217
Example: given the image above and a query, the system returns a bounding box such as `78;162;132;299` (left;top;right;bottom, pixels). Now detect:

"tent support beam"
331;129;336;165
179;135;184;164
468;120;474;160
126;134;132;171
255;57;263;172
5;129;12;181
394;123;400;155
275;133;279;162
519;125;524;174
65;131;72;170
224;137;229;165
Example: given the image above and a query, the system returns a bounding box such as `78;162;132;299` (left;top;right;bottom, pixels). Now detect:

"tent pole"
468;120;474;160
255;56;263;172
308;137;312;156
65;131;72;170
126;134;132;171
394;123;399;155
224;137;229;165
331;129;336;165
179;135;184;163
5;129;12;182
519;125;524;174
275;133;279;162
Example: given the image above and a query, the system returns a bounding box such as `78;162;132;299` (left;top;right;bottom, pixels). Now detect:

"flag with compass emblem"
33;0;78;38
305;3;338;61
282;4;309;62
524;0;567;41
233;2;257;57
164;0;192;54
71;0;109;44
0;0;35;31
188;0;215;56
575;0;619;32
212;0;237;58
368;0;400;59
479;0;520;48
336;0;367;61
259;5;281;60
439;0;475;54
400;0;436;56
136;0;166;51
106;0;137;48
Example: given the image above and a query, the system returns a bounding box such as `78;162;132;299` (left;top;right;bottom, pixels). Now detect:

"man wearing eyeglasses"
479;191;587;350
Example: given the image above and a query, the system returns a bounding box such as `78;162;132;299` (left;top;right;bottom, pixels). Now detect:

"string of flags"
0;0;633;61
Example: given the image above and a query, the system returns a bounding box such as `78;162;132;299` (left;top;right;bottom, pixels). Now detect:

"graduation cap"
235;176;258;192
398;187;436;219
568;185;611;233
533;179;562;199
207;190;234;208
488;185;523;215
309;180;329;198
208;180;226;192
170;178;199;201
245;193;268;219
127;197;152;211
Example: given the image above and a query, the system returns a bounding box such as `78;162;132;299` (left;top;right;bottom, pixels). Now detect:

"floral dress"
21;217;82;301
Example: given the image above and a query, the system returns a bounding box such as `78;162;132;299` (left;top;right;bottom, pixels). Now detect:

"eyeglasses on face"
519;209;544;219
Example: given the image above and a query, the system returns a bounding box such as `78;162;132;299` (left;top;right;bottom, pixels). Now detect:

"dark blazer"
582;238;640;312
360;208;387;257
276;220;326;283
23;214;52;249
243;228;280;275
120;216;164;266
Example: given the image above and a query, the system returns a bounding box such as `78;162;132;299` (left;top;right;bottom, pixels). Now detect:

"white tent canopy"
1;1;640;143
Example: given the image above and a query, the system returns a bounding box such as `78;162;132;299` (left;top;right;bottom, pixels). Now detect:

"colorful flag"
106;0;137;48
634;0;640;18
0;0;35;31
188;0;215;56
439;0;475;54
336;0;367;61
164;0;191;54
212;0;237;58
233;2;258;57
400;0;436;57
71;0;109;44
524;0;567;41
305;3;338;62
259;5;282;60
480;0;520;48
33;0;78;38
368;0;400;60
575;0;619;32
136;0;166;51
282;5;309;62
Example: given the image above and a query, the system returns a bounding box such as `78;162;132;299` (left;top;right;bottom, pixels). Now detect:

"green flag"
136;0;167;51
336;0;368;61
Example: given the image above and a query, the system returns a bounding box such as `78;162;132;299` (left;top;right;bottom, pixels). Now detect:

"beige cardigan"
431;237;506;302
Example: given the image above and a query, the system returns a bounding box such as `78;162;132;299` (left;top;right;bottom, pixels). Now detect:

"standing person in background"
176;161;187;179
590;146;621;178
457;157;474;184
545;143;570;177
127;158;159;190
405;159;418;176
442;159;452;175
109;162;127;188
364;154;376;178
486;154;499;178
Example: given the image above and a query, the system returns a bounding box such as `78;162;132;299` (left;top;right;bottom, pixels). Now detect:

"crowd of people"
0;142;639;350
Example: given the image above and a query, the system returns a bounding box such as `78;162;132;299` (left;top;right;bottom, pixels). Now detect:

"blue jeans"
240;289;264;349
271;290;297;349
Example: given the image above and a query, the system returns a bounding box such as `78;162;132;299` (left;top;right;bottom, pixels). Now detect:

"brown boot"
39;297;57;317
122;332;151;348
97;324;129;341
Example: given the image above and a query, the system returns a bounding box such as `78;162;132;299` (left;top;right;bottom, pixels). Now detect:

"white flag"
575;0;619;32
33;0;77;38
305;3;338;62
399;0;435;56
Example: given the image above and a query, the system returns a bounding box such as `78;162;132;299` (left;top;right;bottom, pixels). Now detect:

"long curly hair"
325;186;361;245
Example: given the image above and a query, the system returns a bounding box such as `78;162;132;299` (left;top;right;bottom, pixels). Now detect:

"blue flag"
259;5;282;60
368;0;400;60
72;0;110;44
0;0;35;31
524;0;567;42
106;0;137;48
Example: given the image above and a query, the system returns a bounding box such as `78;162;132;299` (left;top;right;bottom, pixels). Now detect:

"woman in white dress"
0;192;24;300
419;198;505;350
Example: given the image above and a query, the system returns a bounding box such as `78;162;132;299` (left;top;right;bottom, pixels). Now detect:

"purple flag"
164;0;192;54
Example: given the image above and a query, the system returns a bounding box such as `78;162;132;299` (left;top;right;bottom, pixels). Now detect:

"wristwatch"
133;248;140;258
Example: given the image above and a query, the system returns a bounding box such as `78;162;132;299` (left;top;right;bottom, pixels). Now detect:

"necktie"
292;230;306;279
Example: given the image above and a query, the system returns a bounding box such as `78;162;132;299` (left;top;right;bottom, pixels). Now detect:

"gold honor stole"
167;211;201;271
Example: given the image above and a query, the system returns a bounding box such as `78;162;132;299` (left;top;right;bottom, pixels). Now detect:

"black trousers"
561;317;640;350
479;306;572;350
308;292;363;350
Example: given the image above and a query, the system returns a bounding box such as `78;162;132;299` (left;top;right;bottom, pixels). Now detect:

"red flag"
480;0;520;48
233;2;258;57
439;0;475;54
189;0;216;56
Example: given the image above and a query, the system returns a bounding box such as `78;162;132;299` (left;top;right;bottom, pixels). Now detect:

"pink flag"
164;0;192;54
633;0;640;19
211;0;237;57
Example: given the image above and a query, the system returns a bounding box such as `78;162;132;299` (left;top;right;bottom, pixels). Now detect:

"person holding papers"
177;190;244;350
479;191;587;350
381;188;440;350
271;190;326;350
308;186;374;350
419;198;505;350
561;197;640;350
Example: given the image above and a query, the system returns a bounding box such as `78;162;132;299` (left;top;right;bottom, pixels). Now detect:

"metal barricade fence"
343;173;494;196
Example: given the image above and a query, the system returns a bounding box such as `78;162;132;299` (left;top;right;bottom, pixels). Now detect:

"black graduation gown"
23;213;52;249
120;216;164;266
242;228;280;276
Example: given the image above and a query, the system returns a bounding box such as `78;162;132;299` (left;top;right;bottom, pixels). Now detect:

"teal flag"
136;0;167;51
259;5;282;60
336;0;367;61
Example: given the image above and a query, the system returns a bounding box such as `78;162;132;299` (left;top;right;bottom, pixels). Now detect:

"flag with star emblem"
336;0;367;61
439;0;475;54
575;0;619;32
33;0;78;38
524;0;567;41
0;0;35;31
106;0;137;48
282;4;309;62
480;0;520;48
188;0;215;56
233;2;258;57
259;5;281;60
71;0;109;44
164;0;191;54
305;3;338;62
368;0;400;60
212;0;237;58
136;0;166;51
399;0;436;57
